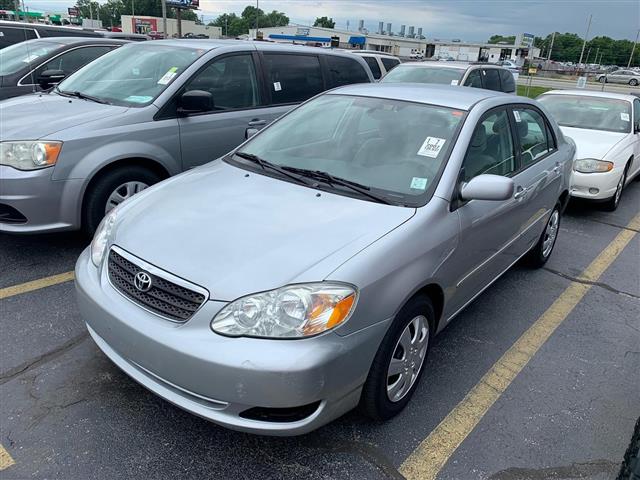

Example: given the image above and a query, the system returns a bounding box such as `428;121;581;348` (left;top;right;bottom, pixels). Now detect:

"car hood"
0;92;128;140
113;161;416;301
559;126;627;160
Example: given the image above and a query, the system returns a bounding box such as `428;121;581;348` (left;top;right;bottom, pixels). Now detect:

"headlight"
211;283;357;339
90;208;118;268
0;141;62;170
573;158;613;173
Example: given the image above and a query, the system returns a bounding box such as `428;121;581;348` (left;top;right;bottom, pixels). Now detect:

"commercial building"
121;15;221;38
250;25;539;64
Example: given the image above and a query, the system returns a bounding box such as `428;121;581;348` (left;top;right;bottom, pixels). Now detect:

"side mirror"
38;69;66;89
460;174;515;201
177;90;213;115
245;127;259;139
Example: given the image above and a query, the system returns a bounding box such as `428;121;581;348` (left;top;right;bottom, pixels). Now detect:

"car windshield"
538;94;631;134
382;65;465;85
55;43;205;107
234;94;465;206
0;40;63;76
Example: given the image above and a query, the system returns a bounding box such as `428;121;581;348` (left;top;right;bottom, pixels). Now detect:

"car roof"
540;89;636;102
17;36;129;46
395;61;474;70
328;83;508;110
351;50;399;58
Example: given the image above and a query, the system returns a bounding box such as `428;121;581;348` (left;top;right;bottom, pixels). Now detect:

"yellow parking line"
0;444;15;470
400;212;640;480
0;271;75;300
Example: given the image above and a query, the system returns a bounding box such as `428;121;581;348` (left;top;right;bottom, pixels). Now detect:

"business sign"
576;76;587;88
516;32;535;48
166;0;199;9
68;7;79;16
296;27;310;36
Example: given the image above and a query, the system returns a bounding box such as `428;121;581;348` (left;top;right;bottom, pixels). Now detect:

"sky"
19;0;640;42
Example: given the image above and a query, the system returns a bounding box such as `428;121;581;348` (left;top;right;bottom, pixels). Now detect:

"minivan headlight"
211;283;357;338
0;141;62;170
573;158;613;173
90;208;118;268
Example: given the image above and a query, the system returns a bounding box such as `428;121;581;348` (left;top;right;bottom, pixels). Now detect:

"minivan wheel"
360;295;434;421
524;202;561;268
82;166;161;236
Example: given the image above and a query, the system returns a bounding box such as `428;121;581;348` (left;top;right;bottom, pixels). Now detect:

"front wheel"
524;203;561;268
630;79;639;86
360;296;434;420
604;168;627;212
599;76;607;83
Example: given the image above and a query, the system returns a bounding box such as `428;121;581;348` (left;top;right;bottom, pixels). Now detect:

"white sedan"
538;90;640;210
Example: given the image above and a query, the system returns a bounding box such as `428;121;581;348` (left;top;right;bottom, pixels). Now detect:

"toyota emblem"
134;271;152;292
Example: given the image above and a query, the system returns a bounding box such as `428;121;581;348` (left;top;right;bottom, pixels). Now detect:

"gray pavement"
1;182;639;480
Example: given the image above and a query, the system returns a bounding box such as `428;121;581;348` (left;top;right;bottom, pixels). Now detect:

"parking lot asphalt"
0;182;638;480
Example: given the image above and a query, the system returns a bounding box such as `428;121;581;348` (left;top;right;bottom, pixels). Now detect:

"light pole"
255;0;258;39
547;32;555;61
577;14;592;67
131;0;135;17
161;0;167;39
628;29;639;68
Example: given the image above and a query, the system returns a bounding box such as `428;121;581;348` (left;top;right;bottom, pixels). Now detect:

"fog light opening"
239;401;321;423
589;188;599;194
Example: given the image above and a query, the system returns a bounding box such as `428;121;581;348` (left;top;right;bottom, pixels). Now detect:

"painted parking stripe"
0;444;15;470
400;212;640;480
0;271;74;300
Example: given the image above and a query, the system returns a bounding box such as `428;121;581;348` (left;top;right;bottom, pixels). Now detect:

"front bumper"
0;165;83;233
570;167;624;201
75;247;390;435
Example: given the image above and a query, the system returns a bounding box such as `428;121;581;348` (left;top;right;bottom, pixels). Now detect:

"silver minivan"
0;40;373;233
76;84;574;435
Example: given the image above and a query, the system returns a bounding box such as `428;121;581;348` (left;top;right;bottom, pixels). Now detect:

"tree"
0;0;17;10
73;0;202;28
313;16;335;28
488;35;515;44
209;5;288;37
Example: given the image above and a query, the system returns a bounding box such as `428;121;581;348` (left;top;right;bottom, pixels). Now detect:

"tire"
524;202;561;268
604;166;628;212
82;166;161;236
599;76;607;83
360;295;435;421
630;79;639;86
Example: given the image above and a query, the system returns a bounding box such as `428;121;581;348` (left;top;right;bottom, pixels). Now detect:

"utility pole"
131;0;135;17
547;32;555;61
628;29;639;68
176;8;182;38
161;0;167;39
255;0;259;39
577;14;592;67
594;46;599;66
89;1;93;20
584;47;591;65
14;0;20;21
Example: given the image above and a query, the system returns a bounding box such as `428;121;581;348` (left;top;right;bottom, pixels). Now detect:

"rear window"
381;57;400;72
325;55;370;87
263;53;324;104
482;69;502;91
362;56;381;79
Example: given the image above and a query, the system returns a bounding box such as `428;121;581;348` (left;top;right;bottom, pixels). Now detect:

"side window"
263;53;323;104
482;69;502;91
462;108;516;182
35;46;113;77
325;55;370;87
499;69;515;93
464;69;483;88
381;57;400;72
184;54;259;110
362;56;381;79
0;27;37;49
634;99;640;131
513;107;553;167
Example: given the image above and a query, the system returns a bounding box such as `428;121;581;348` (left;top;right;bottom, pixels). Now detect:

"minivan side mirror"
177;90;213;115
460;174;515;201
38;69;66;89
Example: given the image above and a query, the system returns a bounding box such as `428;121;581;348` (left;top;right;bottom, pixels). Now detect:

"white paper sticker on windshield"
417;137;446;158
22;53;40;63
514;110;522;122
125;95;153;103
157;67;178;85
273;81;282;91
450;79;459;85
410;177;428;190
621;112;630;122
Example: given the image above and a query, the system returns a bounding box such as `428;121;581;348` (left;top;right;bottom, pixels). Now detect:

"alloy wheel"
105;181;149;214
542;210;560;258
387;315;430;402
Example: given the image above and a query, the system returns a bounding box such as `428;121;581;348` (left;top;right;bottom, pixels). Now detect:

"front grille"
108;249;206;322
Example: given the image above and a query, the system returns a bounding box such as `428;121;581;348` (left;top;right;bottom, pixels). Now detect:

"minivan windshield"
234;94;465;206
0;40;62;76
382;65;465;85
55;43;204;106
538;94;632;134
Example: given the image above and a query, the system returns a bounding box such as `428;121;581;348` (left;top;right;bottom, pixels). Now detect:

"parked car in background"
0;20;147;49
597;69;640;86
0;40;373;234
495;59;519;70
382;61;516;93
351;50;401;80
538;90;640;210
0;37;127;100
75;83;572;435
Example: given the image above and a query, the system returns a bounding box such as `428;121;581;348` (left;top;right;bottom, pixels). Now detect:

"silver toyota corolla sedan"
75;84;574;435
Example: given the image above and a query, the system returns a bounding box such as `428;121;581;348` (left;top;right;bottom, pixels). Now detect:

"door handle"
248;119;267;127
552;162;562;174
514;186;527;200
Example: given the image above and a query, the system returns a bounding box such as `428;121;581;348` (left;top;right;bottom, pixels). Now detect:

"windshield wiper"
234;152;312;186
281;167;393;205
56;89;110;104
